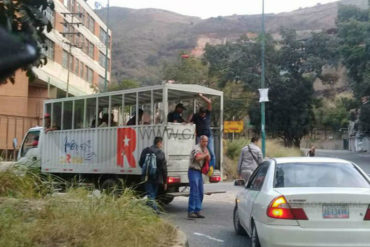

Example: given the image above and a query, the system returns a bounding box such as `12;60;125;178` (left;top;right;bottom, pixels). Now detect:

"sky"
88;0;340;19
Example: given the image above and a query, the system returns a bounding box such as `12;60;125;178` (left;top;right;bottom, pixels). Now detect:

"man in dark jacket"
139;137;167;213
168;103;186;123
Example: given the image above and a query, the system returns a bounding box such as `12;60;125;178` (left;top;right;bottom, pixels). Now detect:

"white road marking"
193;232;224;243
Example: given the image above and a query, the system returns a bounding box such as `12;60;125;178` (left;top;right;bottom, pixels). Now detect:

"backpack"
142;151;157;181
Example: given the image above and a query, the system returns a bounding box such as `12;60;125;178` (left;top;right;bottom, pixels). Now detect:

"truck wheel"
158;194;175;205
101;178;122;196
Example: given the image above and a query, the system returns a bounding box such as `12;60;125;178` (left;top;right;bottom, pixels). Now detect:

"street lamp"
260;0;267;157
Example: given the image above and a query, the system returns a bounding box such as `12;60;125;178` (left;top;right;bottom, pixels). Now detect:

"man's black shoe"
196;212;205;218
188;212;198;219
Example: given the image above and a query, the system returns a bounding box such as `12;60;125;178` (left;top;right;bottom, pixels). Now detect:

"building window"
84;65;88;81
99;51;106;67
69;54;73;71
76;33;83;48
80;9;85;25
99;27;107;44
80;62;84;78
62;50;69;69
82;37;87;54
44;39;54;60
99;76;105;88
87;67;93;84
88;41;94;58
75;58;79;74
67;0;74;11
62;50;73;71
88;15;95;33
63;24;75;43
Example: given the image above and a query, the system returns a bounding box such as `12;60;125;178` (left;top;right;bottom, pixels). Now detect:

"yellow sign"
224;121;244;133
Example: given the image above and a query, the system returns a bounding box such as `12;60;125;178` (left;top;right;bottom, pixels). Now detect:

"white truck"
18;83;223;202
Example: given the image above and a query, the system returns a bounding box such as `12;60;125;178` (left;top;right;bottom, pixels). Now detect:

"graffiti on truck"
60;136;96;164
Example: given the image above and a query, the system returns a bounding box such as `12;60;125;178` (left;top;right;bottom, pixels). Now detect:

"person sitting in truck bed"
168;103;187;123
44;113;60;133
127;109;144;125
99;113;109;127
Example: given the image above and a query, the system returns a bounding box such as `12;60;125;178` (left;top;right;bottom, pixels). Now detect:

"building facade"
0;0;112;158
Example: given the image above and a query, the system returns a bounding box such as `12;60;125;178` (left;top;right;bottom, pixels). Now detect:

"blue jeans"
145;181;158;211
188;169;204;213
196;135;215;168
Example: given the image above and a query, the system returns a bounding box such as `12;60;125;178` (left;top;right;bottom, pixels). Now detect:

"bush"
0;167;177;247
265;139;303;157
0;189;176;247
225;139;249;160
223;138;303;180
0;166;58;198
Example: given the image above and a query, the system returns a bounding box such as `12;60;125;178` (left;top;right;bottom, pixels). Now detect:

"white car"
234;157;370;247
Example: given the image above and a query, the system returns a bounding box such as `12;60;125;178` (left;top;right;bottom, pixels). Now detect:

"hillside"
96;0;367;85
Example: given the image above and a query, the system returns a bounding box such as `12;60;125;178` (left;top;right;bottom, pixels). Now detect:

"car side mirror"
234;179;245;186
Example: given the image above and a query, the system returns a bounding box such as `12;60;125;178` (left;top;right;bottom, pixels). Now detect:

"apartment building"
0;0;112;158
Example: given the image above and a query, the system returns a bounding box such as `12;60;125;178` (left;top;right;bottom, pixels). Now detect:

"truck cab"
17;126;43;166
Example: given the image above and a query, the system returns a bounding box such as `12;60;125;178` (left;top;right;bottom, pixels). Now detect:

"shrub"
0;167;177;247
0;189;176;247
223;138;303;180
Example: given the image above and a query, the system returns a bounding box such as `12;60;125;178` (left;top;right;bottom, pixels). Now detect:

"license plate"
323;205;349;219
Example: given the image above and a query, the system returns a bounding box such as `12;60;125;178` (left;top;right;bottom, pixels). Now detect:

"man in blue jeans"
139;137;168;214
191;93;215;172
188;135;210;219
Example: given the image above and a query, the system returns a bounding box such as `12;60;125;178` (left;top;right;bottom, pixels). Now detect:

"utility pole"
260;0;266;157
103;0;110;92
61;5;82;98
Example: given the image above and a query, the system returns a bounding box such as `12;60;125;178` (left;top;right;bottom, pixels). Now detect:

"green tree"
108;79;140;92
162;55;209;85
337;4;370;98
336;4;370;133
222;81;253;120
204;34;278;90
359;102;370;132
0;0;54;83
250;29;327;147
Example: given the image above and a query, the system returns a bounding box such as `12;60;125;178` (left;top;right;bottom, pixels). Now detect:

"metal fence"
0;114;41;161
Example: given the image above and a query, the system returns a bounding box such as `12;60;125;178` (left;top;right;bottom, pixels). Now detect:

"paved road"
165;150;370;247
315;149;370;174
164;182;247;247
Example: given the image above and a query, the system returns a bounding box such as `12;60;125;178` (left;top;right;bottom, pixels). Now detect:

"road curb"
172;227;189;247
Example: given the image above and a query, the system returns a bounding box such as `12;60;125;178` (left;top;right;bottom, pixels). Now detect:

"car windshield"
274;162;370;188
20;131;40;157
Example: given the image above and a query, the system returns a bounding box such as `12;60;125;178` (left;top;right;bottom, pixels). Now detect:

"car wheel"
233;205;247;236
251;222;261;247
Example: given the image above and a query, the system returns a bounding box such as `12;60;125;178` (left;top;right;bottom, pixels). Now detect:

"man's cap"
176;103;186;110
44;113;50;118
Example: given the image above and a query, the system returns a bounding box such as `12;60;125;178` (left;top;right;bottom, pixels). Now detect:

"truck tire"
158;186;178;205
158;194;175;205
101;178;122;196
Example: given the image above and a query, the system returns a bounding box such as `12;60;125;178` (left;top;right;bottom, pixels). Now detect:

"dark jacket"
139;145;167;184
